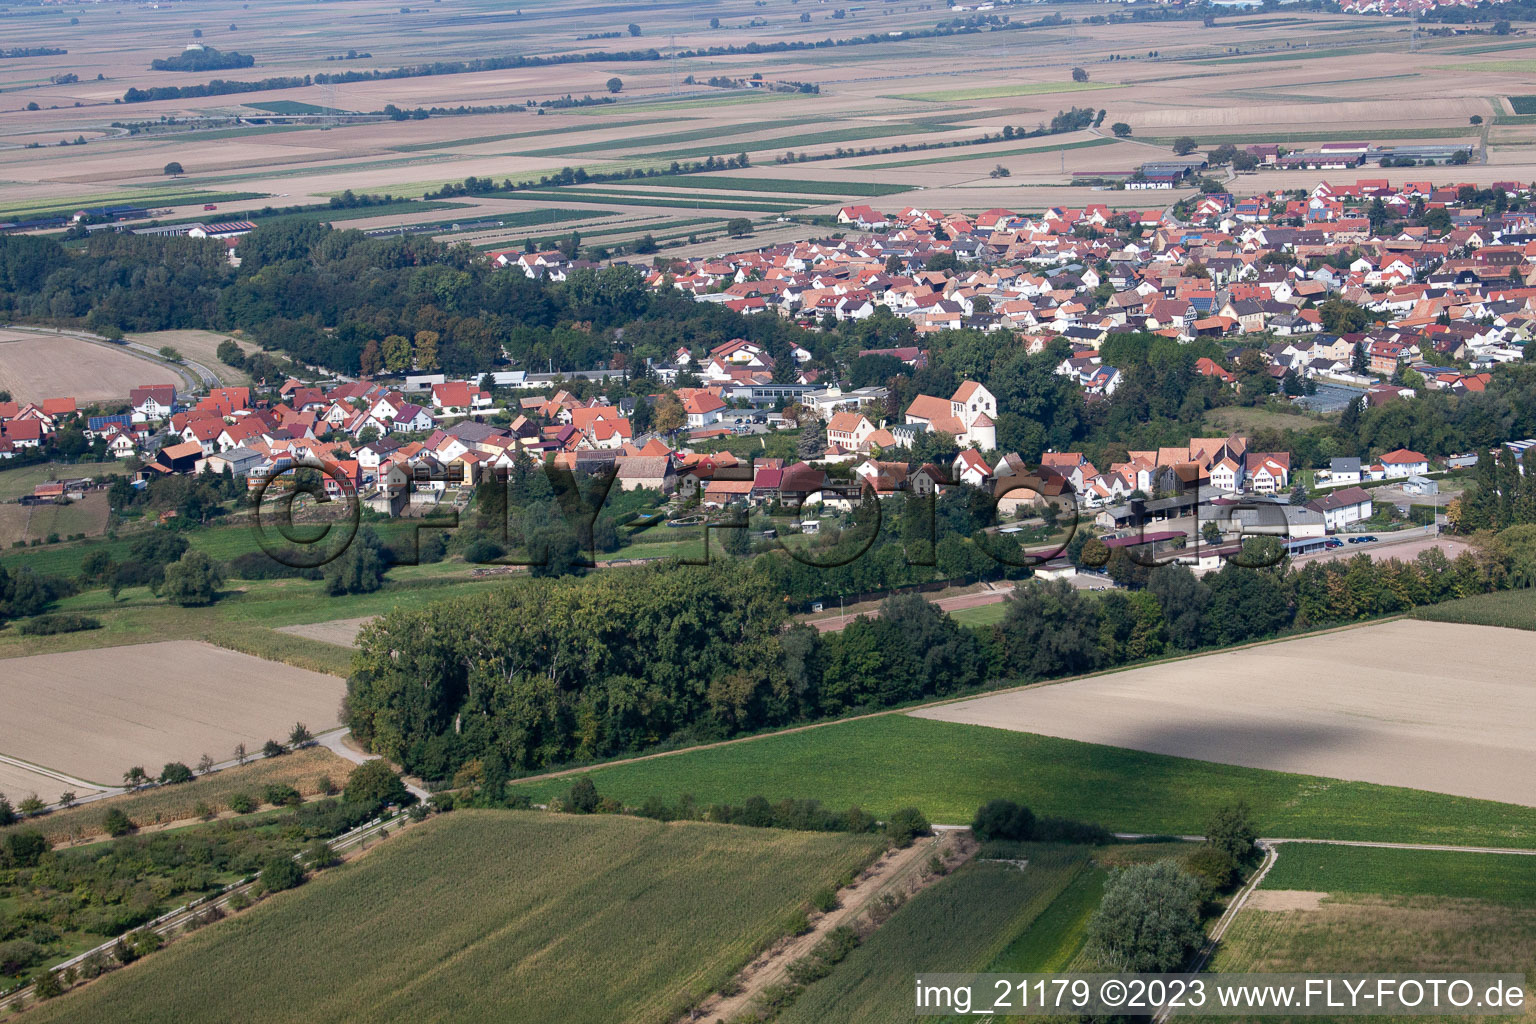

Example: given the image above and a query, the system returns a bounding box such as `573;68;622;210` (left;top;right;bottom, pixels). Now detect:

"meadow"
20;811;883;1024
509;715;1536;848
1264;843;1536;904
0;462;121;501
1211;844;1536;1007
1410;588;1536;631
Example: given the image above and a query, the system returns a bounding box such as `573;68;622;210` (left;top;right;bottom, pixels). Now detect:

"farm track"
686;830;972;1022
1150;835;1536;1023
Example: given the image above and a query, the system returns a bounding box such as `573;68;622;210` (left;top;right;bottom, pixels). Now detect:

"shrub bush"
884;807;930;848
17;613;101;635
101;807;136;836
971;798;1036;841
260;855;304;893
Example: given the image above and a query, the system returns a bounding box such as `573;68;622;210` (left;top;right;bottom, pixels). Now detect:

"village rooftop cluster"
4;175;1533;567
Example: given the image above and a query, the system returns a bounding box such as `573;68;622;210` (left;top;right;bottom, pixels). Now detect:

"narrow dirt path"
685;830;975;1023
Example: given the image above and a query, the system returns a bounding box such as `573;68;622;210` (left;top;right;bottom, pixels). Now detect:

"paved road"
0;753;104;796
317;727;431;802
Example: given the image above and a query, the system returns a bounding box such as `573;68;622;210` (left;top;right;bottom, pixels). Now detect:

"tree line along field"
507;715;1536;848
18;811;884;1024
0;745;351;846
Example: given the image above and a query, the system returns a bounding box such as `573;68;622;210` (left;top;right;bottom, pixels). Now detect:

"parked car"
203;203;217;210
1347;535;1378;544
1324;538;1343;549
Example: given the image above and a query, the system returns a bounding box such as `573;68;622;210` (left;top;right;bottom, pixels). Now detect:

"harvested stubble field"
20;811;883;1024
0;329;179;405
914;619;1536;806
0;745;351;845
0;640;346;786
127;329;251;385
275;615;375;648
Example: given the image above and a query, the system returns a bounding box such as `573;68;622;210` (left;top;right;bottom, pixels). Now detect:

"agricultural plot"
0;329;179;405
276;616;375;648
127;329;251;384
915;620;1536;806
889;81;1123;102
1211;845;1536;997
1263;844;1536;905
1411;589;1536;631
0;640;346;786
509;715;1536;848
0;490;110;547
780;851;1089;1024
22;811;882;1024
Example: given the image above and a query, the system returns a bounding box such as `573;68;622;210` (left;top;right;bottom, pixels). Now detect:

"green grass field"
888;81;1122;102
779;850;1088;1024
981;865;1106;973
23;811;881;1024
509;716;1536;847
1437;60;1536;73
242;100;351;115
0;463;122;501
1205;404;1330;434
948;601;1009;628
0;190;267;222
1264;844;1536;904
1411;589;1536;631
